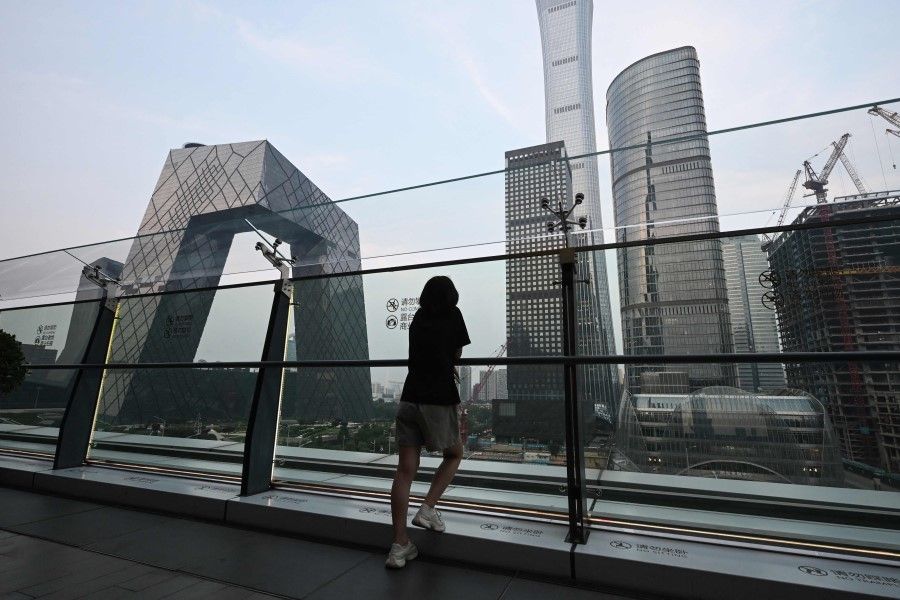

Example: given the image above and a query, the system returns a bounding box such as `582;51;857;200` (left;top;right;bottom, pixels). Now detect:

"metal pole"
54;295;118;470
241;278;292;496
560;247;588;544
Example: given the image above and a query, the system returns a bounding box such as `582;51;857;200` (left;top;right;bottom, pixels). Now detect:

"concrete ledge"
600;471;900;515
226;489;572;579
32;466;239;520
0;454;53;488
575;530;900;600
6;462;896;599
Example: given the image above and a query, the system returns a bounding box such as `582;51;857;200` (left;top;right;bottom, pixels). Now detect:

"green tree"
0;330;27;395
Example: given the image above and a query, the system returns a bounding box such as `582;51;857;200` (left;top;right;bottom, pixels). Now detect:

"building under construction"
765;190;900;474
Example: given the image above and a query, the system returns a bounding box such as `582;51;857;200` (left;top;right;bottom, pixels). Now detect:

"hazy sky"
2;0;898;261
1;1;898;365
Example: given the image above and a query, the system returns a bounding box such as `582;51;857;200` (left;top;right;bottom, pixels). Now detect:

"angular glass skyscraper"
535;0;618;406
97;141;372;425
606;47;735;393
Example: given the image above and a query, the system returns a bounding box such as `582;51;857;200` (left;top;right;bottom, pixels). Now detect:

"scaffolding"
765;190;900;473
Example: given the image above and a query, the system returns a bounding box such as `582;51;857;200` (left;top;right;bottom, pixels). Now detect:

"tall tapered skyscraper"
535;0;619;410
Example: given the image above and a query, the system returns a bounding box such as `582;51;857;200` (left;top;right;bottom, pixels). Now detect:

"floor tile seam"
295;550;376;599
5;527;293;599
0;534;115;572
4;513;170;554
17;555;146;597
155;578;221;600
78;511;225;552
0;504;104;529
495;569;518;599
0;552;106;588
7;511;168;546
46;561;159;598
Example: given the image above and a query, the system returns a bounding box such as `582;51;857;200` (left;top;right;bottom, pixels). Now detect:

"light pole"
541;192;588;247
542;191;590;544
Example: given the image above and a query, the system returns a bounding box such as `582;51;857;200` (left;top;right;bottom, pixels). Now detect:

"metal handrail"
3;207;899;312
20;351;900;370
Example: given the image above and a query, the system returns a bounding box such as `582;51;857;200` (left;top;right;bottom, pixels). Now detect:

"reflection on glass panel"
281;260;507;422
274;365;568;514
579;203;900;486
89;367;251;477
0;248;127;307
589;360;899;550
594;362;899;494
86;284;273;474
0;301;101;455
279;258;578;455
274;258;570;512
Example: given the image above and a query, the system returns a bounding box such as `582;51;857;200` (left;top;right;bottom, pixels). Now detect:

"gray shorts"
395;401;460;452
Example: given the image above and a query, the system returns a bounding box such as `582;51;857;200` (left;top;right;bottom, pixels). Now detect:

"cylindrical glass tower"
606;47;735;393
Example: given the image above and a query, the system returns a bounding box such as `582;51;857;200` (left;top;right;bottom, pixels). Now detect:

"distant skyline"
1;1;899;264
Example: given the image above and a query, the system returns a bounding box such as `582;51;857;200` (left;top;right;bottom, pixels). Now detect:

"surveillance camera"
547;222;556;233
255;242;263;250
574;193;584;205
541;197;550;209
579;216;588;229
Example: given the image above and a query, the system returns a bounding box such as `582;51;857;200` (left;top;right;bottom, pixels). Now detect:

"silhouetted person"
386;276;470;569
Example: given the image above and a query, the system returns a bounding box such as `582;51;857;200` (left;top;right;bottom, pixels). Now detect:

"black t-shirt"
400;306;471;405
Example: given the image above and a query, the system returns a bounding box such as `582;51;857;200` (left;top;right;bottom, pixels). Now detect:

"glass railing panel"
0;169;509;304
328;169;507;272
274;255;570;514
590;359;899;550
0;300;101;456
274;365;569;515
575;214;900;479
88;366;251;477
86;282;275;474
0;250;94;306
289;257;508;362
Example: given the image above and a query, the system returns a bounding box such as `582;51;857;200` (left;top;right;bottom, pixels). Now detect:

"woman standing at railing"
386;275;470;569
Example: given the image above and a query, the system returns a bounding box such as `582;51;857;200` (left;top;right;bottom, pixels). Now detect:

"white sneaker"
385;541;418;569
412;503;446;533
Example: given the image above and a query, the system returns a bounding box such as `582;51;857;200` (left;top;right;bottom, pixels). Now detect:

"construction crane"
868;105;900;138
869;105;900;171
459;341;507;443
838;153;868;194
465;342;508;405
802;133;867;203
762;169;802;249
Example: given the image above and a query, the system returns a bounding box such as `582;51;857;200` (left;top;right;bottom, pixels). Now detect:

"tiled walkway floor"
0;486;629;599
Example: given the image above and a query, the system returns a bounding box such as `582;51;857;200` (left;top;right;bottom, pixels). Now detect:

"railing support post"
560;248;589;544
241;278;291;496
54;295;118;470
